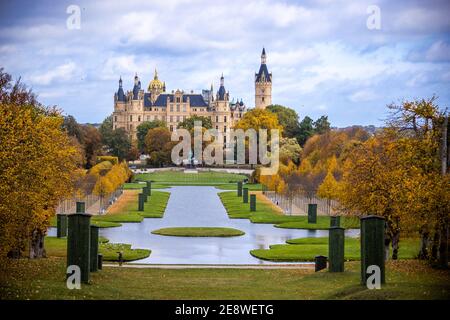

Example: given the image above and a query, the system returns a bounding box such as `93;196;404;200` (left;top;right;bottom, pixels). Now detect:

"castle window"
224;126;227;132
216;125;218;130
224;116;227;122
262;97;265;102
170;105;174;112
182;105;186;112
170;116;173;122
130;115;133;122
138;116;141;122
224;136;226;144
176;97;181;103
176;116;180;122
114;116;117;122
216;116;219;122
176;104;180;112
170;125;173;132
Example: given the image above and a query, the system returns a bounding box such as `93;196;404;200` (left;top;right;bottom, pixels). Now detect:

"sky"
0;0;449;126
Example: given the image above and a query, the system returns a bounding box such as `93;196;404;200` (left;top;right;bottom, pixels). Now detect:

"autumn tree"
137;120;166;152
145;127;174;167
266;104;300;139
0;69;82;261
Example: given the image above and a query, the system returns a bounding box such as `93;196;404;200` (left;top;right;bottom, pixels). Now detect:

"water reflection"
49;186;359;264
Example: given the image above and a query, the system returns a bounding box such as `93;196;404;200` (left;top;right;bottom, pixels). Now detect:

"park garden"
0;68;448;300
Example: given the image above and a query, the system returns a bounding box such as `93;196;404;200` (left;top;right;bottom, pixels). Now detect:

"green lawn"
218;191;359;229
44;236;150;262
92;190;170;225
151;227;245;237
1;257;448;299
250;237;421;262
135;171;247;183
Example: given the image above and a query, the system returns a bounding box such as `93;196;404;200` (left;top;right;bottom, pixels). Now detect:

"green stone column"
97;253;103;270
330;216;341;227
76;201;85;213
237;182;243;197
308;204;317;224
138;193;145;211
146;181;152;196
142;187;148;202
243;188;249;203
329;227;345;272
360;215;385;285
90;225;99;272
67;213;91;284
250;194;256;211
57;214;67;238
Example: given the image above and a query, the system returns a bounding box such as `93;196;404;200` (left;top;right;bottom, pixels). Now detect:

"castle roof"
144;93;209;108
255;63;271;82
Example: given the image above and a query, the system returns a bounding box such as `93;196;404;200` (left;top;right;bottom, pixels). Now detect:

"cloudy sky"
0;0;449;126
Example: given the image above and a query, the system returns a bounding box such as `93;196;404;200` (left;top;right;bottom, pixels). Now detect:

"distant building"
112;48;272;140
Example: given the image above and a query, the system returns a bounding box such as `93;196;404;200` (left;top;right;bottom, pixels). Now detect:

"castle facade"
112;48;272;140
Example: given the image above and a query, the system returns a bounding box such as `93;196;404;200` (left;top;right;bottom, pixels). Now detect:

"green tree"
108;128;131;160
137;120;166;152
266;104;300;138
297;116;314;146
314;115;331;134
177;115;212;131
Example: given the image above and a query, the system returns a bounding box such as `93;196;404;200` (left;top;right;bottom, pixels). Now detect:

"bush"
97;156;119;165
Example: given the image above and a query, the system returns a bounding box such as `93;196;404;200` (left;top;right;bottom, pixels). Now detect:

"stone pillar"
308;204;317;223
57;214;67;238
90;225;99;272
138;193;145;211
250;194;256;211
315;255;327;272
98;254;103;270
237;182;243;197
329;227;345;272
142;187;148;202
67;213;91;283
243;188;249;203
330;216;341;227
146;181;152;196
360;215;385;285
76;201;85;214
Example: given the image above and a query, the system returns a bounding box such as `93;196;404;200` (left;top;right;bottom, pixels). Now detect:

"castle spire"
261;47;267;64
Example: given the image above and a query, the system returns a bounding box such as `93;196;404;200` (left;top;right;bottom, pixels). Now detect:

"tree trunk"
431;232;439;261
418;231;430;260
438;217;449;268
391;230;400;260
29;229;46;259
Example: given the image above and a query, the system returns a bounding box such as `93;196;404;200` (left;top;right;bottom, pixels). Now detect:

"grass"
250;237;421;262
218;191;359;229
91;190;170;225
134;171;247;184
151;227;245;237
44;236;150;262
1;257;448;299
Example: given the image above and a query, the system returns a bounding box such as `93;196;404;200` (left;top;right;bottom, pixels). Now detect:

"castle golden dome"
148;69;164;92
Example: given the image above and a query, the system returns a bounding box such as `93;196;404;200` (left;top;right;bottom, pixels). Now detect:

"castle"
112;48;272;140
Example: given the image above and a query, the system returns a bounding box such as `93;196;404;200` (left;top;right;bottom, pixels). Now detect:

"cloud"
29;62;77;85
0;0;449;126
425;41;450;62
349;89;377;102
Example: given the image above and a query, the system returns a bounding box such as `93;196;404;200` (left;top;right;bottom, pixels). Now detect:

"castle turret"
255;47;272;109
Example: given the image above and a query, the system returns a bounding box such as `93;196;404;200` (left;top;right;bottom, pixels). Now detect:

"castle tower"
255;47;272;109
148;68;165;102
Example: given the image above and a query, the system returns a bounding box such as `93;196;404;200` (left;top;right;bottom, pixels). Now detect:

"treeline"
63;115;138;168
257;98;449;268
